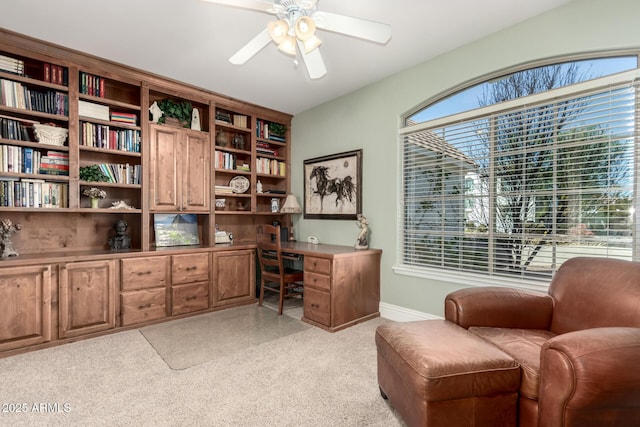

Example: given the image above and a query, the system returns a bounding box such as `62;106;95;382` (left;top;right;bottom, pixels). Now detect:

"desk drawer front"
171;282;209;315
172;253;210;284
305;256;331;275
121;288;167;326
304;271;331;291
304;287;330;326
121;257;168;290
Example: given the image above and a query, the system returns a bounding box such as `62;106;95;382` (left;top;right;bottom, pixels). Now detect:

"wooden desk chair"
256;224;304;315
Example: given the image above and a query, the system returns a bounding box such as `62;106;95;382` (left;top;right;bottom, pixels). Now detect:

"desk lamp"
280;194;302;241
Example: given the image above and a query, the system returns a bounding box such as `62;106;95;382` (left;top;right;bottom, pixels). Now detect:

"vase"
90;198;99;209
216;130;229;147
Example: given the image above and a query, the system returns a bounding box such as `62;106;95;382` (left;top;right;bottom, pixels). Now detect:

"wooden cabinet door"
149;124;181;211
182;130;210;212
59;260;116;339
212;250;255;307
0;265;51;352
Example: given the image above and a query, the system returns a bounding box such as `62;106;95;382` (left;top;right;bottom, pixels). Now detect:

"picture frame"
304;149;362;220
154;214;200;247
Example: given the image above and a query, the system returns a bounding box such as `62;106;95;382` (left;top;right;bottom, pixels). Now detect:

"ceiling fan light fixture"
294;16;317;41
268;19;290;44
277;34;297;56
301;34;321;54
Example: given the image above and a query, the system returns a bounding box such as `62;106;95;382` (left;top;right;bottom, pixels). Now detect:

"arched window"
398;54;639;285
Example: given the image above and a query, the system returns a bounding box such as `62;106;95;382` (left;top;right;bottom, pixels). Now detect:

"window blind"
400;74;638;282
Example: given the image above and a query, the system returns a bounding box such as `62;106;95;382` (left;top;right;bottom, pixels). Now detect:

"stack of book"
110;111;137;125
78;100;109;121
39;151;69;176
79;72;104;97
95;163;141;185
0;177;68;208
0;79;68;115
0;54;24;75
214;185;233;195
256;141;278;156
43;63;67;85
0;114;36;141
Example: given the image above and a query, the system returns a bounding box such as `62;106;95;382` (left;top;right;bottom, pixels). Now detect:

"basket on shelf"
33;124;68;146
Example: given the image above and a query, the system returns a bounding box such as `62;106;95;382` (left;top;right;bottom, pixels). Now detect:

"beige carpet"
0;298;404;426
140;304;310;369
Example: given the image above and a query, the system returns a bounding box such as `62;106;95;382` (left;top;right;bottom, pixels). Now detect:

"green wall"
291;0;640;317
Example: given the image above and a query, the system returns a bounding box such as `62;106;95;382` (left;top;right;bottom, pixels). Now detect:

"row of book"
79;71;105;97
214;150;246;171
0;54;24;76
256;120;286;142
0;78;68;116
110;111;137;125
1;145;69;176
256;157;286;176
94;163;141;185
80;122;140;153
0;114;36;142
43;63;68;86
0;177;68;208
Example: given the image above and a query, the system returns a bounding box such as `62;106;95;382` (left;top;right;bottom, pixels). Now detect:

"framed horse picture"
303;149;362;220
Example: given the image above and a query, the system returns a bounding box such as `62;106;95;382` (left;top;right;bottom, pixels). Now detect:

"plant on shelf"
79;165;109;182
157;99;192;127
83;187;107;209
269;123;286;136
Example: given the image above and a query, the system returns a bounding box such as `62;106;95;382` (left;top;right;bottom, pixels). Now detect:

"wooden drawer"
172;253;210;284
121;256;169;291
304;271;331;292
171;282;209;315
303;287;330;327
304;256;331;275
121;288;167;326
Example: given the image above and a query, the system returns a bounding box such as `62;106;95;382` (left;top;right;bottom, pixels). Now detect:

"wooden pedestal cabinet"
59;260;116;339
120;256;170;326
0;265;51;352
149;124;210;212
212;249;255;307
171;252;210;315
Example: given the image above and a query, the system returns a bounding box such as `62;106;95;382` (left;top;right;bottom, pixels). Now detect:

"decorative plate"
229;176;250;193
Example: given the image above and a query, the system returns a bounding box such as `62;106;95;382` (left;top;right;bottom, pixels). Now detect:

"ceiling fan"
202;0;391;79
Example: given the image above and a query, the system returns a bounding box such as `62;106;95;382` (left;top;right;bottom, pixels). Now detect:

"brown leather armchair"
445;257;640;427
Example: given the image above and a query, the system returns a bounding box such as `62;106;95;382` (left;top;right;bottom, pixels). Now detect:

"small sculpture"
354;214;369;250
109;200;135;210
149;101;163;123
191;108;201;131
109;219;131;250
1;219;21;258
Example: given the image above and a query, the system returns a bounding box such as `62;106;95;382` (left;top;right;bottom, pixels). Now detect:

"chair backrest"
549;257;640;334
256;224;284;278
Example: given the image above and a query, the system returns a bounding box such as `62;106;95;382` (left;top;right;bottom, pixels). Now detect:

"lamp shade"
277;34;297;56
268;19;290;44
280;194;302;213
294;16;316;41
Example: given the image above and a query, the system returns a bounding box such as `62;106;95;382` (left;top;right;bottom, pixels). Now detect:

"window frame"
395;54;640;290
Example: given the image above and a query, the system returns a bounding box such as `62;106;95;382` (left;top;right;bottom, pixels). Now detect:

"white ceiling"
1;0;572;115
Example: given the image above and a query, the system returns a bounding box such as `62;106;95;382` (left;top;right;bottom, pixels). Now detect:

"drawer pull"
138;303;152;309
186;266;197;271
186;296;197;301
311;304;319;309
136;271;152;276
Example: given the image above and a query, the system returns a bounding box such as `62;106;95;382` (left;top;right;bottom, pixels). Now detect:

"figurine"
191;108;201;131
256;180;263;193
1;219;21;258
354;214;369;250
109;219;131;250
149;101;163;123
109;200;135;210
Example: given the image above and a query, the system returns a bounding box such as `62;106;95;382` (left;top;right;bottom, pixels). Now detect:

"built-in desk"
280;242;382;332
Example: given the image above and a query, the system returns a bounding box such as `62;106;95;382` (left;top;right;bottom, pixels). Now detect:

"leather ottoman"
375;319;520;427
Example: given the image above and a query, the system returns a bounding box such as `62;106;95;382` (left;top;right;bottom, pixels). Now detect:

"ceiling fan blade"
297;40;326;80
201;0;275;13
313;11;391;44
229;28;273;64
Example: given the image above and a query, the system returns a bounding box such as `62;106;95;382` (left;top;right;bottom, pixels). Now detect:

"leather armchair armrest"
444;286;553;329
538;327;640;427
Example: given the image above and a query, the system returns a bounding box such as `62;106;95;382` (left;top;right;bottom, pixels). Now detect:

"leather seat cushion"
375;320;520;402
469;327;557;400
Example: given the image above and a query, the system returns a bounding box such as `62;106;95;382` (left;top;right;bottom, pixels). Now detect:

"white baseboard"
379;302;442;322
